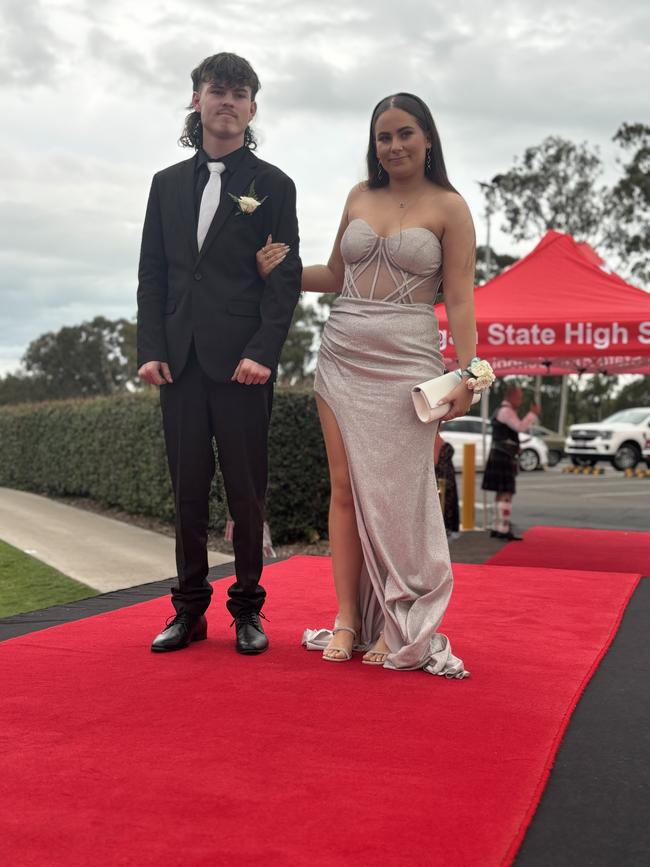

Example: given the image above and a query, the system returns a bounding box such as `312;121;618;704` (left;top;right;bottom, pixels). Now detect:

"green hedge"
0;390;330;544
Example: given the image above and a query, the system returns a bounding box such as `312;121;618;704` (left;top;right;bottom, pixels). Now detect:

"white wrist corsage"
462;357;495;393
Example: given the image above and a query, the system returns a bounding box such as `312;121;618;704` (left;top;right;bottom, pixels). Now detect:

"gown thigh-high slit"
302;219;469;678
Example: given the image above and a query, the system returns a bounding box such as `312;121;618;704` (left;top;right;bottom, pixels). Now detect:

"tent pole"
558;375;569;434
534;374;542;405
481;388;489;530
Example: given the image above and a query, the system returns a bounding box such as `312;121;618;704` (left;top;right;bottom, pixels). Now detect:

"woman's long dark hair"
366;93;456;192
179;52;260;150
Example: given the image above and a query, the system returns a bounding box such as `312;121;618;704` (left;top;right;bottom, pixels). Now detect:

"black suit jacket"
137;148;302;382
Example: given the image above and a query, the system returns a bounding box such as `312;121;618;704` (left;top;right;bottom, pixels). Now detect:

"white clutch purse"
411;371;481;423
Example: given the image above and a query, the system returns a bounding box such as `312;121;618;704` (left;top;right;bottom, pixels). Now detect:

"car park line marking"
582;491;650;500
514;482;637;492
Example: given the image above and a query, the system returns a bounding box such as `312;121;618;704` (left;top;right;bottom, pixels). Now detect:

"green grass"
0;539;98;617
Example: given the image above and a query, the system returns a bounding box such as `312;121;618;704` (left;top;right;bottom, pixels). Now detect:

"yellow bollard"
462;442;476;531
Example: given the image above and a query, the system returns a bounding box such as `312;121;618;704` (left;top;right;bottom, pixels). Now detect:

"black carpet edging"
516;576;650;867
0;558;285;642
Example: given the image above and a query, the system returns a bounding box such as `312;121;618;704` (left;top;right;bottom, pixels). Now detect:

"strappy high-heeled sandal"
322;625;358;663
362;632;389;666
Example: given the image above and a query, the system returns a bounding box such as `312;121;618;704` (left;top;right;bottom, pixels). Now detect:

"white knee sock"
495;497;512;533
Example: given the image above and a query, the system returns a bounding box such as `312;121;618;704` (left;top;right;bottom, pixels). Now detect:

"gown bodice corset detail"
340;218;443;306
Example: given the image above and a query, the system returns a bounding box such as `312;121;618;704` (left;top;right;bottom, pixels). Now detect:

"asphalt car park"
464;464;650;533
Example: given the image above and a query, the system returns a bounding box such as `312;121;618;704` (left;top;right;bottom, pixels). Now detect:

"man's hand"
232;358;271;385
530;402;541;415
138;361;173;386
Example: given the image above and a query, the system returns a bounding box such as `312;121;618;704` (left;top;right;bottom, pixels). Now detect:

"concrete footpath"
0;487;233;593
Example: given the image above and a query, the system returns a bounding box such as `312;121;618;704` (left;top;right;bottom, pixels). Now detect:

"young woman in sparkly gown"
258;93;477;677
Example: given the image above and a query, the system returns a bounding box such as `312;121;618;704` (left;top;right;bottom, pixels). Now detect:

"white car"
440;416;549;472
565;407;650;471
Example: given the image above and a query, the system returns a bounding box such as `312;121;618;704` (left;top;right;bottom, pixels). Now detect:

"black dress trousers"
160;345;272;618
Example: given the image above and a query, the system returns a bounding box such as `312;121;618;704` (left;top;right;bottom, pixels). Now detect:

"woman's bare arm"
440;194;477;370
257;187;359;291
434;193;478;422
300;194;352;291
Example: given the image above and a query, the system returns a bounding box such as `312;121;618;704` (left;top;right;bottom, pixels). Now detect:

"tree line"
0;302;322;405
477;122;649;285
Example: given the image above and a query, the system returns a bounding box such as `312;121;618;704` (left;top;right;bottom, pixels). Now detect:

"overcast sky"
0;0;648;373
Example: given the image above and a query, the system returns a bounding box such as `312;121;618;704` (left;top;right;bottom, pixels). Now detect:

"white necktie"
197;161;226;251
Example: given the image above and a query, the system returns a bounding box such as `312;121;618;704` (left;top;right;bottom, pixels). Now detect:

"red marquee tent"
435;230;650;376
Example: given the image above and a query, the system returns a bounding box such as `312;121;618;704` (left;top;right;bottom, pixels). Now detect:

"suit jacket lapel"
178;154;199;260
196;149;258;264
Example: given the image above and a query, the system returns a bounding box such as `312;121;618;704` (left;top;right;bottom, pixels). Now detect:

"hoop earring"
377;163;384;181
425;148;432;173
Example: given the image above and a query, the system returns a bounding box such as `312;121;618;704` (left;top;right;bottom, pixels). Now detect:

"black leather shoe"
151;613;207;652
232;611;269;655
490;530;523;541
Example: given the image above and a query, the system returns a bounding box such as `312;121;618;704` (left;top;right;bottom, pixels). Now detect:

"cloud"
0;0;68;85
0;194;139;363
85;25;153;87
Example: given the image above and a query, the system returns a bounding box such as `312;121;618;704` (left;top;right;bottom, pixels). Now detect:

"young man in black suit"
137;53;302;655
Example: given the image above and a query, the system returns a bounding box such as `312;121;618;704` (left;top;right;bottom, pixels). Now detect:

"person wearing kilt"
483;385;539;540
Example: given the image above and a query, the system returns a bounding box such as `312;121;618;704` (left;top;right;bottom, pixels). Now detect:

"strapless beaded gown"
302;219;468;678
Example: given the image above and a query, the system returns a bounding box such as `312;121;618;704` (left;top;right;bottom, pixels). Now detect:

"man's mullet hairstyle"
179;52;261;150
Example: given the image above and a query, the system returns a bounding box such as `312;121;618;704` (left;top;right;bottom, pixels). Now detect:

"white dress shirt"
495;401;538;432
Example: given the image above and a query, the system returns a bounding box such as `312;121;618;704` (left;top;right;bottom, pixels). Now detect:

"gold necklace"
389;189;424;211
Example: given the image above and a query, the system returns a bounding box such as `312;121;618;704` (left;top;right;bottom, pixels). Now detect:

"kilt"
482;444;519;494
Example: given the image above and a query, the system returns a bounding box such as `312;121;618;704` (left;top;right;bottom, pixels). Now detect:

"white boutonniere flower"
229;181;267;215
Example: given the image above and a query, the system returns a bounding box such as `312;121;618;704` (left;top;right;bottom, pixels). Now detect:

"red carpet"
487;526;650;575
0;557;640;867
